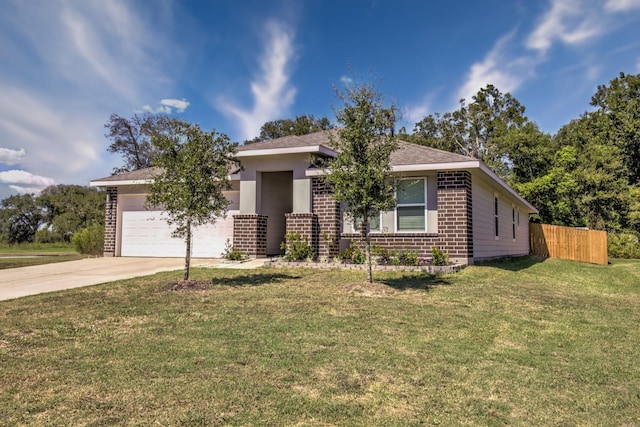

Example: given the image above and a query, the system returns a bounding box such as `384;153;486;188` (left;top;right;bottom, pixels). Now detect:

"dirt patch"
341;281;398;297
167;280;212;291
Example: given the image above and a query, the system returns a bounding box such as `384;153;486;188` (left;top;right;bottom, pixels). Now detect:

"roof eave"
236;145;337;158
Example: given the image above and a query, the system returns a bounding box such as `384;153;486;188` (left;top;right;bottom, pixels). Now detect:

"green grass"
0;242;77;256
0;257;638;426
0;242;85;269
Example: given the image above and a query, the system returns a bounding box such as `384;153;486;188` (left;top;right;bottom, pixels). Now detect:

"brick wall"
233;214;267;257
284;213;318;255
103;187;117;256
436;171;473;263
311;178;341;258
337;171;473;264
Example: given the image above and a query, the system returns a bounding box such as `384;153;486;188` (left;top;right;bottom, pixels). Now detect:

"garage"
118;193;239;258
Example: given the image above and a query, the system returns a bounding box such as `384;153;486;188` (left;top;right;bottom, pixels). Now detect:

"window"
494;195;499;238
512;206;516;240
351;213;381;233
397;178;426;232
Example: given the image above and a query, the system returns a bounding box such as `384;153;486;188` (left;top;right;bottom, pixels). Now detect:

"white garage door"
119;194;239;258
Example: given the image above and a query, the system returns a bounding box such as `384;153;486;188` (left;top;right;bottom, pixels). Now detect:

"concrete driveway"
0;257;266;302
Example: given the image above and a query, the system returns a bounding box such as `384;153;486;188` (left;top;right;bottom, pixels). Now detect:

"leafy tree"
412;84;529;177
325;81;398;283
245;114;334;144
516;115;629;232
37;185;105;242
147;120;238;281
590;72;640;184
105;113;174;174
0;194;42;244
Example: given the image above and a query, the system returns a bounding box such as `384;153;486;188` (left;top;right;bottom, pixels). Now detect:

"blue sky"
1;0;640;199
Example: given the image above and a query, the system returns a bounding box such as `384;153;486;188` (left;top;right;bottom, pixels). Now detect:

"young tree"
146;120;237;281
325;81;398;283
0;194;42;244
105;113;174;174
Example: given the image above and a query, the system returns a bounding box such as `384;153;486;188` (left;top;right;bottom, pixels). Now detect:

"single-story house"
91;130;538;264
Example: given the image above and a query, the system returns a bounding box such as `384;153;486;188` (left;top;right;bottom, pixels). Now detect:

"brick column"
285;213;318;255
311;178;341;258
233;214;268;257
103;187;117;257
437;171;473;264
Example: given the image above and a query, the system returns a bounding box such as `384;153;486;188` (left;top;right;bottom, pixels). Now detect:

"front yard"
0;257;638;425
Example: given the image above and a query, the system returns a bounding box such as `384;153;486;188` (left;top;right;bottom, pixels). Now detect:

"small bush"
372;245;392;264
280;233;315;261
608;232;640;259
342;242;365;264
222;239;245;261
432;247;449;266
396;249;420;266
71;224;104;255
35;229;58;244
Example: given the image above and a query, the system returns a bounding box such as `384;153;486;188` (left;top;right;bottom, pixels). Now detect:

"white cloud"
527;0;640;53
216;21;297;141
605;0;640;11
141;98;191;114
0;1;181;195
526;0;606;53
161;98;190;113
0;148;26;165
457;32;538;105
340;75;354;85
0;170;55;194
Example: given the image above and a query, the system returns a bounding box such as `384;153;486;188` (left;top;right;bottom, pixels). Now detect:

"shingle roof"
237;130;476;165
91;167;163;183
236;129;339;151
391;141;476;166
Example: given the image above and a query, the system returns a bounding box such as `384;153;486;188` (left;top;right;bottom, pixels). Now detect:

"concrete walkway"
0;257;267;302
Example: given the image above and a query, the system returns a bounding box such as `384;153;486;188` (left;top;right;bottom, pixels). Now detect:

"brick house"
91;130;537;264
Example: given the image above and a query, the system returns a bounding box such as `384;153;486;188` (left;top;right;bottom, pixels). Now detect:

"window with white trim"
494;195;499;238
397;178;426;232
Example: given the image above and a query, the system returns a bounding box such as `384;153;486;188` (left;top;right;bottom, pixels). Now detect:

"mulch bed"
167;279;212;291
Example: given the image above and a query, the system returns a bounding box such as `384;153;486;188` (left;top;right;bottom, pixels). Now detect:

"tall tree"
37;185;105;242
105;113;174;174
245;114;334;144
0;194;42;244
147;120;237;281
412;84;529;177
325;81;398;283
590;72;640;184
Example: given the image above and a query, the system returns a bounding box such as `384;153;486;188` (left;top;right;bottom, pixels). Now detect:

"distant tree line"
0;185;105;245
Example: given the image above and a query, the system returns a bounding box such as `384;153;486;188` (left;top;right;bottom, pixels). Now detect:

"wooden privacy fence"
529;223;608;265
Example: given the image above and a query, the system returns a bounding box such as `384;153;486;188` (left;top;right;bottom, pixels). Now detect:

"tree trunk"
184;221;191;281
364;220;373;283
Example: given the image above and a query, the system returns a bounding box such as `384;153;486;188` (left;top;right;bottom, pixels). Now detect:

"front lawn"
0;243;86;270
0;257;638;425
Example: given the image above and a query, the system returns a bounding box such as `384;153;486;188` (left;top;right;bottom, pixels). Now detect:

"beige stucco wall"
238;154;312;214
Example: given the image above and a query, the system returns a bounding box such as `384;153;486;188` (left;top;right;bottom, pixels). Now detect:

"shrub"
280;232;315;261
608;232;640;259
342;242;365;264
432;247;449;266
372;245;392;264
222;239;245;261
35;229;58;243
71;224;104;255
396;249;420;266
